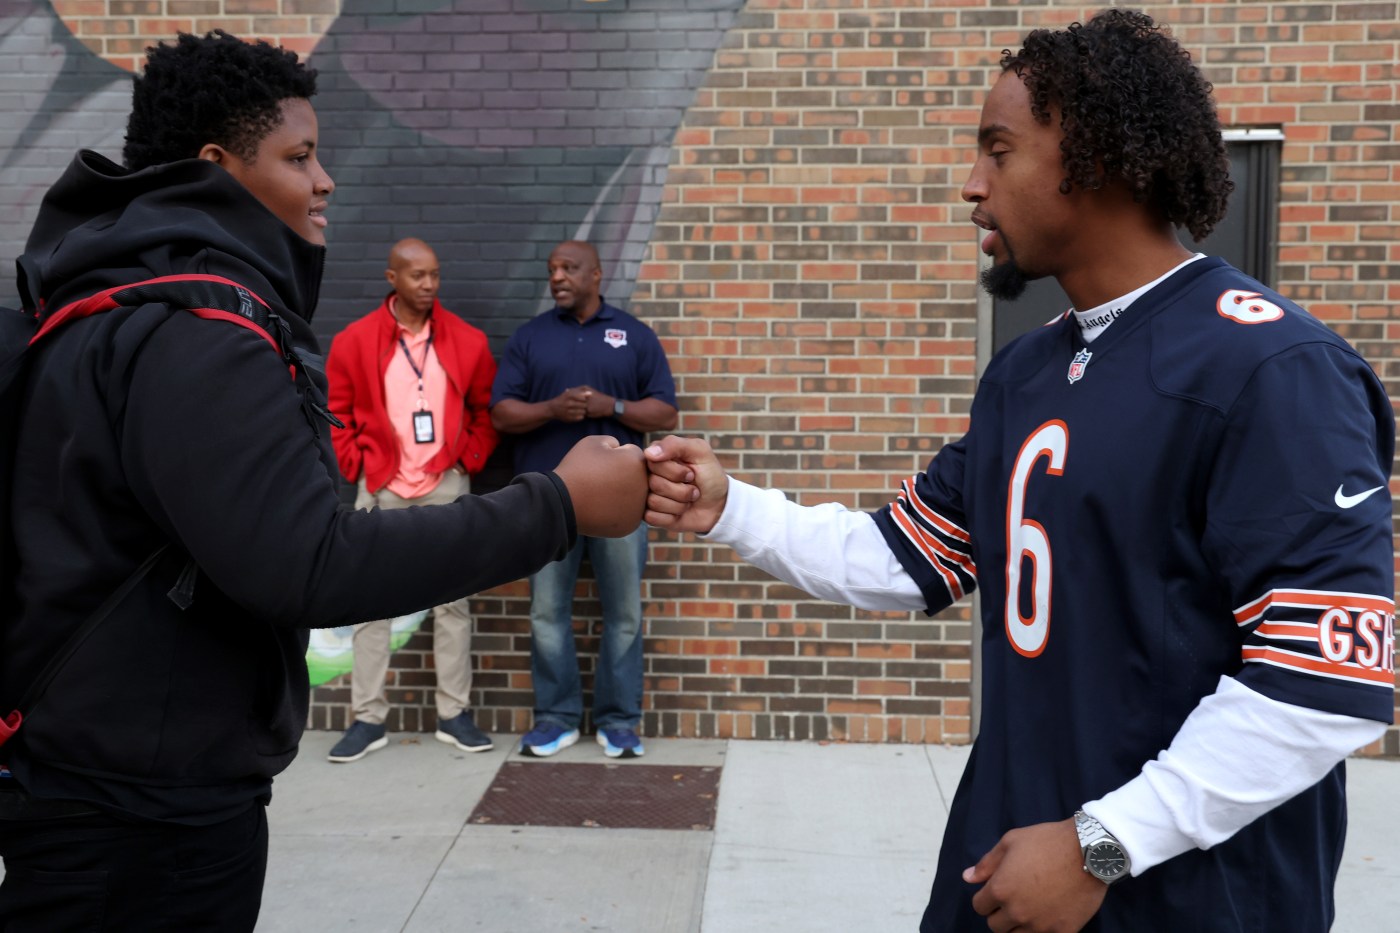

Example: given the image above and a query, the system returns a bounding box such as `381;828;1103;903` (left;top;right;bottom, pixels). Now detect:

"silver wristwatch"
613;399;625;418
1074;810;1131;884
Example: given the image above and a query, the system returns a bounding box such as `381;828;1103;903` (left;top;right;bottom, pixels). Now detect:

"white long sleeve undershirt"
703;476;1387;874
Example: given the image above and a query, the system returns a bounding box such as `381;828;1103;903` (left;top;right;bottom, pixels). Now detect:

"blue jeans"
528;524;647;730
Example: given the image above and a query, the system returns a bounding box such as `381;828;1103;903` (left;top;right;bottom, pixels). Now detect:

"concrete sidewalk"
255;732;1400;933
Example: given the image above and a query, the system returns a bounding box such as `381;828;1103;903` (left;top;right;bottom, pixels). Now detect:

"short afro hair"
123;30;317;171
1003;8;1233;242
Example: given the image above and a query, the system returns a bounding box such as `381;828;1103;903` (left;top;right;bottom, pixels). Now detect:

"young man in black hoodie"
0;31;646;932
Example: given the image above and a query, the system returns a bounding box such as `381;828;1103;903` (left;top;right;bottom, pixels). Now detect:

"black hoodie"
2;152;575;823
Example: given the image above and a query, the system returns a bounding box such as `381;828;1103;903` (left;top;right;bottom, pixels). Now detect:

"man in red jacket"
325;238;500;761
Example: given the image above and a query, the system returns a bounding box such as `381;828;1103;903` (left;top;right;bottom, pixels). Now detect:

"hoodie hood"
21;150;325;327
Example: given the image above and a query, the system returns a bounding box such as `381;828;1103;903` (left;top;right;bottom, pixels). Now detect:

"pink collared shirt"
384;297;450;499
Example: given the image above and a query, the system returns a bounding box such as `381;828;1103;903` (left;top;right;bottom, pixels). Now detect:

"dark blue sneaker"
435;710;493;753
327;720;387;763
519;722;580;757
596;727;645;759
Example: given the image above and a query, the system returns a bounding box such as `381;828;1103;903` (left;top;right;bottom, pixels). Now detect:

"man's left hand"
965;818;1107;933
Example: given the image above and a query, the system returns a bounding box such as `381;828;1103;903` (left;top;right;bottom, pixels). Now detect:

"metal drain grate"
469;761;721;831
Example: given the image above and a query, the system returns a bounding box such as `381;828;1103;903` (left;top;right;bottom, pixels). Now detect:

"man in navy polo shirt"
491;240;678;759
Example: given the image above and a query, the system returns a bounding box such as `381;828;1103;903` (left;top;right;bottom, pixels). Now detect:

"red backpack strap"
0;710;20;751
28;273;340;429
32;274;280;357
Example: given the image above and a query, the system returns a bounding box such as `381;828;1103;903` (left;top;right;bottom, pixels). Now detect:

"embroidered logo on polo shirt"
605;328;628;348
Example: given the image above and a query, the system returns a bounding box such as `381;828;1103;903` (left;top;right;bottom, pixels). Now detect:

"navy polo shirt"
491;301;677;475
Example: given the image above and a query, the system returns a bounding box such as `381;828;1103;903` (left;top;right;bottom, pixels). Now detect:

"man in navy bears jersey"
644;9;1394;933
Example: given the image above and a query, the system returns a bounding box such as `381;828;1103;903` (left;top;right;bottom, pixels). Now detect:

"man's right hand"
552;436;647;537
644;435;729;534
548;387;593;423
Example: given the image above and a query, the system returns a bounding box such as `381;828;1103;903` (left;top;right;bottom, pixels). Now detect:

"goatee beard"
980;258;1030;300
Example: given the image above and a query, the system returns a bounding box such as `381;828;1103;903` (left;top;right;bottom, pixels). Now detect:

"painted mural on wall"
312;0;747;344
2;0;745;339
0;0;129;281
0;0;745;681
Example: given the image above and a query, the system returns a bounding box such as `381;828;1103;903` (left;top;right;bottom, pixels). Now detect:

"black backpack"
0;270;329;753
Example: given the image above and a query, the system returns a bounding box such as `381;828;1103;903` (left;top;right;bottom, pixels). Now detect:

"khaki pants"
349;470;474;724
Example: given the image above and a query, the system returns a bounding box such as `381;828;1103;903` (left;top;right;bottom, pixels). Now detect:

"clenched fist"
552;436;648;537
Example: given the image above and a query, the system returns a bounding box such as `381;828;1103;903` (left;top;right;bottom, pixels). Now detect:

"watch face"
1087;841;1128;881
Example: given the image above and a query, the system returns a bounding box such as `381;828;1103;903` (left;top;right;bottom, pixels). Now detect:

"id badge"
412;410;435;444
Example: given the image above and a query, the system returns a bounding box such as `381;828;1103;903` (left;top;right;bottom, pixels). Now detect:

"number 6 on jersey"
1005;420;1068;657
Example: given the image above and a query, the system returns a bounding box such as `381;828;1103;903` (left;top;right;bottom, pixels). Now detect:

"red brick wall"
623;2;984;746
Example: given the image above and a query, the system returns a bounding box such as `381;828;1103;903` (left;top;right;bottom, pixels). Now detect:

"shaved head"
552;239;599;268
385;237;441;321
388;237;437;271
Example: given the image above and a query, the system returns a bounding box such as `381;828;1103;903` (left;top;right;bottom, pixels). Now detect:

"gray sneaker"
435;710;493;752
327;720;387;763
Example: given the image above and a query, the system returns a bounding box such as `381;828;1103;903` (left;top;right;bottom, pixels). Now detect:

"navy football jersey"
873;258;1395;932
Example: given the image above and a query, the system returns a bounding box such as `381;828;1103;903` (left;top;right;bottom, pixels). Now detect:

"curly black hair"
123;30;318;171
1003;8;1233;241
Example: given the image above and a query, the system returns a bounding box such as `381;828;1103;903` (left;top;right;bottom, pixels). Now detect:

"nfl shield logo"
604;328;628;349
1067;348;1091;384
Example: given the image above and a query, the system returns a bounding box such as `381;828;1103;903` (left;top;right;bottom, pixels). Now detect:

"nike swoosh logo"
1334;484;1385;509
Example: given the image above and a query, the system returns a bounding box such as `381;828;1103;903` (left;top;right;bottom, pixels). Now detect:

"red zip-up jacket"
327;296;498;492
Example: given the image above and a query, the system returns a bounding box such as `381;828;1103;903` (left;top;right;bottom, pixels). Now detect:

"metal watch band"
1074;809;1131;884
1075;810;1107;843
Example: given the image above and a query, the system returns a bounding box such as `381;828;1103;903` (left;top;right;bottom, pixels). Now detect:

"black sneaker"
327;720;387;763
435;710;493;752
